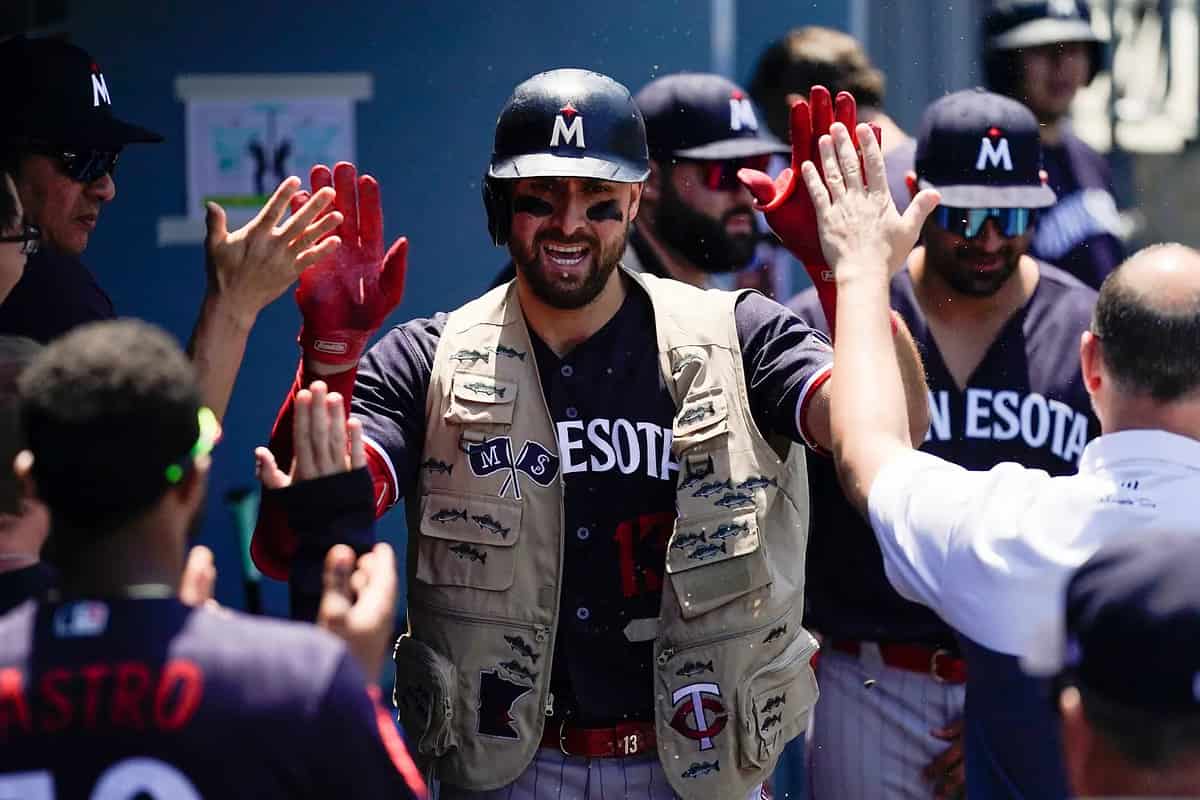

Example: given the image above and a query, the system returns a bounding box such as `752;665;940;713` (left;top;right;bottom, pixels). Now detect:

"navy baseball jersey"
0;597;423;799
354;282;832;724
790;261;1100;647
1030;132;1126;290
0;249;115;343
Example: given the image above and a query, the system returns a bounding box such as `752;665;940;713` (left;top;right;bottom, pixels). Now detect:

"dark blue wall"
46;0;845;613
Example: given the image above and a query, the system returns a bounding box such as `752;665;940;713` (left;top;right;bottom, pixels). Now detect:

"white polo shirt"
867;429;1200;658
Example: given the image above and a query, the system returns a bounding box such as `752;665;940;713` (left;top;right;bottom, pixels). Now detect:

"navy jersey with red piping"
0;597;425;799
254;283;832;723
789;261;1100;647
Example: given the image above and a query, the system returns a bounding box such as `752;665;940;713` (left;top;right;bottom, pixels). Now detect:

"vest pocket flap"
419;490;522;548
737;630;819;770
446;374;517;425
673;389;728;445
392;634;458;762
665;511;759;575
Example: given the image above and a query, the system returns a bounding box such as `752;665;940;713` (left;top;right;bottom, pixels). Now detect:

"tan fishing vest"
393;268;818;799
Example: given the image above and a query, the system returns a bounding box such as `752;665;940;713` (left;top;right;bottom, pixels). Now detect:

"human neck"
1086;760;1200;797
1100;394;1200;442
55;516;183;598
517;267;628;357
908;247;1039;326
634;220;710;288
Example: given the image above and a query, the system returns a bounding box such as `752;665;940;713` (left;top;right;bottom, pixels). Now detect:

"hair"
18;319;201;533
1079;685;1200;769
1092;247;1200;402
748;26;886;142
0;171;18;234
0;337;41;515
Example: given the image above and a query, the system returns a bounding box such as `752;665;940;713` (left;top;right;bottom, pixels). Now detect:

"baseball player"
0;319;424;799
806;113;1200;797
250;70;932;798
781;90;1100;799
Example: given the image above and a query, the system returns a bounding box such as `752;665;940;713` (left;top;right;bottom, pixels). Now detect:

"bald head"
1093;244;1200;402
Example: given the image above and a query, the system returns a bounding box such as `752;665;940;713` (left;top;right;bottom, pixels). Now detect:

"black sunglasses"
0;223;40;256
25;141;120;184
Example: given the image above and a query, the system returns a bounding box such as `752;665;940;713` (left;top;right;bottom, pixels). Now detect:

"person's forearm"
892;316;930;446
189;290;256;420
831;270;914;512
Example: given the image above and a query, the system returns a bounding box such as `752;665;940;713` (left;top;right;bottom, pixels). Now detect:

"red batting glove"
737;87;879;336
294;162;407;366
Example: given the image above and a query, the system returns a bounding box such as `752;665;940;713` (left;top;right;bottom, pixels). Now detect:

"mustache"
535;230;598;248
721;206;756;227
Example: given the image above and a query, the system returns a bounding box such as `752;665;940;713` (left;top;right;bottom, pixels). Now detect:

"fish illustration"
736;475;777;492
762;693;787;714
760;713;784;732
762;625;787;644
681;761;720;779
670;531;707;551
450;349;490;365
472;514;510;539
714;492;755;509
678;402;716;427
675;660;714;678
431;508;468;524
689;542;728;561
678;458;714;490
504;635;539;663
710;521;750;541
420;458;454;476
498;660;538;683
463;382;506;398
692;479;733;499
449;543;487;563
493;345;527;361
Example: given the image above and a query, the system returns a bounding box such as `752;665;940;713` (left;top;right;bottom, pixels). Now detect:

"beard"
511;221;631;310
654;181;759;274
929;239;1022;297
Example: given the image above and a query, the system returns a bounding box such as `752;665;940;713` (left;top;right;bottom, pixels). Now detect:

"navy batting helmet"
483;68;649;245
983;0;1106;94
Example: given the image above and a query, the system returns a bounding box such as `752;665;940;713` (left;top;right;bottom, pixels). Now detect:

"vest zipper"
408;598;546;633
655;605;800;667
544;692;554;717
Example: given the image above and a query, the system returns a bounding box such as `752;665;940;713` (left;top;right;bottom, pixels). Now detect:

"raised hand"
203;177;343;325
317;542;398;681
799;122;938;286
293;162;408;369
255;380;366;489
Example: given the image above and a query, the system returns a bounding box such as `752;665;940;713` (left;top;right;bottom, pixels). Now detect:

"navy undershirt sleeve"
734;291;833;443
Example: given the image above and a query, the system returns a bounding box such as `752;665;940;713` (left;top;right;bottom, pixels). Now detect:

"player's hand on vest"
292;162;408;370
254;380;366;488
318;542;398;681
925;716;966;800
800;121;940;287
203;177;343;326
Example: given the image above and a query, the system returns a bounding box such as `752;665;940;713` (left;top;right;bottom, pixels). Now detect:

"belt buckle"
930;648;952;684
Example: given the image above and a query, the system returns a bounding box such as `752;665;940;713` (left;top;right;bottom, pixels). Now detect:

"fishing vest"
392;268;818;799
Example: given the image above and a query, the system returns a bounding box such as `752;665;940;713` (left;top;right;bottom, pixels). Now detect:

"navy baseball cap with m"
915;88;1056;209
0;35;163;150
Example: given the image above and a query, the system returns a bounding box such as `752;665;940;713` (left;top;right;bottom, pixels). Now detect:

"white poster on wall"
159;74;372;246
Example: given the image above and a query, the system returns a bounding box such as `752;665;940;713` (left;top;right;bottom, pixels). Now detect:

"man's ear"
627;180;644;224
173;455;210;512
1080;330;1103;394
13;450;35;500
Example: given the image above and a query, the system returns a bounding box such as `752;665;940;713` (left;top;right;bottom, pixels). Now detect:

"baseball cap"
1055;533;1200;713
635;73;789;161
984;0;1105;51
914;88;1056;208
0;36;163;151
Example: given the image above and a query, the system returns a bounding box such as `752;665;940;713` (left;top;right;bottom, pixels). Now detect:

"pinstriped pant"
435;748;766;800
806;647;965;800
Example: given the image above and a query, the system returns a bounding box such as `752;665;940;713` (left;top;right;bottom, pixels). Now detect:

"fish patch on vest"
466;436;560;498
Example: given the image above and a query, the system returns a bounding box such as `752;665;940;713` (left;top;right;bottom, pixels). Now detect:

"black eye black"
513;196;554;217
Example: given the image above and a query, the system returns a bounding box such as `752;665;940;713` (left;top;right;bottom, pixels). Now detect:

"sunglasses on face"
932;206;1034;239
683;155;772;192
26;141;120;184
0;223;41;256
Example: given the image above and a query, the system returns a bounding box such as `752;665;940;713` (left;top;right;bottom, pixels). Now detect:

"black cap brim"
990;18;1105;50
489;152;648;183
82;116;165;150
672;137;791;160
919;178;1057;209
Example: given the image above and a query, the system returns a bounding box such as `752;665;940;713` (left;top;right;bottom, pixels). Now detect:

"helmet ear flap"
483;174;510;246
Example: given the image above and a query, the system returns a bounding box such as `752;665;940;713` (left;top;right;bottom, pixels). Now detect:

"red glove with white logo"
738;87;879;337
293;162;408;366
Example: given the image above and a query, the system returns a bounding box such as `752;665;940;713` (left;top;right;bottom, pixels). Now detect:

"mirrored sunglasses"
685;155;772;192
932;206;1034;239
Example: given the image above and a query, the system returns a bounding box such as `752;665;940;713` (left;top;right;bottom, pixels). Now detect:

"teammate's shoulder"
1035;260;1098;301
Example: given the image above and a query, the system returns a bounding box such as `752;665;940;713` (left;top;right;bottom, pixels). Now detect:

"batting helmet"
483;68;649;245
983;0;1107;94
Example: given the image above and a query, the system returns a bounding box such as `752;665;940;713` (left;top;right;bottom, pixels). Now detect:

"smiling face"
507;176;642;310
923;214;1031;297
15;153;116;256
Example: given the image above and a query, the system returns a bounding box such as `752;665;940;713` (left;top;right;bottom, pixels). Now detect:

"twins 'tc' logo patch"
467;436;559;498
670;682;728;751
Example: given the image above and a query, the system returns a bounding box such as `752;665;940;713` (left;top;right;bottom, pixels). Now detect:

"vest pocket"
665;510;770;618
416;489;522;591
445;373;517;426
736;629;819;770
393;634;458;762
672;388;729;450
